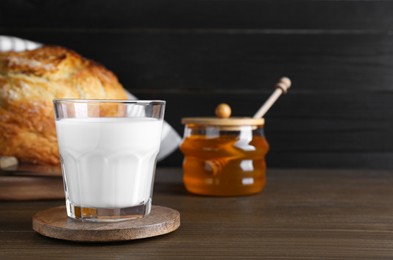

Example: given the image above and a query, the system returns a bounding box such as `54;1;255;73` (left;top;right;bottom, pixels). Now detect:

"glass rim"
53;99;165;105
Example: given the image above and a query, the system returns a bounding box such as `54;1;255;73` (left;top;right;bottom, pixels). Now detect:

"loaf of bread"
0;46;128;164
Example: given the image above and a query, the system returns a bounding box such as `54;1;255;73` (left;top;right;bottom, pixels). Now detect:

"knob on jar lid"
215;103;232;118
181;103;264;126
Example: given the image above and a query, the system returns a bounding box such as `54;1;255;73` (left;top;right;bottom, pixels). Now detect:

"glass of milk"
53;99;165;222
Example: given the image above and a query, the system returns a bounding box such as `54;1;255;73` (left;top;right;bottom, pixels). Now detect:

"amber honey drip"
74;206;97;219
181;134;269;196
71;205;146;221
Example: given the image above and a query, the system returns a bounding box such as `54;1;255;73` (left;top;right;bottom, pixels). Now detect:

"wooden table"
1;168;393;259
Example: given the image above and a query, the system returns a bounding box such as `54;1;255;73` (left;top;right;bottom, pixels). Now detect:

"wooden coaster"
32;205;180;242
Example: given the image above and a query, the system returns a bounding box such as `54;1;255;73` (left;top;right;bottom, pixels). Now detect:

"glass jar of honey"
180;104;269;196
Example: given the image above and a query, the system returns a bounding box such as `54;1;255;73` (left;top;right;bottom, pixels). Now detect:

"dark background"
1;0;393;169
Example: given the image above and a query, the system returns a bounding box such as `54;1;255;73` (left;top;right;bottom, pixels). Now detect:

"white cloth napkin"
0;35;181;161
0;35;42;51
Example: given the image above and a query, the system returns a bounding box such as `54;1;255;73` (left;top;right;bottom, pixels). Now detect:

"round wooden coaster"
32;205;180;242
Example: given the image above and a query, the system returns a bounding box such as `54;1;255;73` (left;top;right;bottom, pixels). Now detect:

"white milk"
55;117;163;208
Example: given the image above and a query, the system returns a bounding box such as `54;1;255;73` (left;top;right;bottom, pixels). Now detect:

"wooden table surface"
1;168;393;259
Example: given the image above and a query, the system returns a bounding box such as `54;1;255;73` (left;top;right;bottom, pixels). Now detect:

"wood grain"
1;168;393;258
32;205;181;242
1;0;393;30
1;0;393;169
2;30;392;169
0;176;64;201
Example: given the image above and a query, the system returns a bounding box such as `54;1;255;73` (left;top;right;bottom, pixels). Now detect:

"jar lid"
181;103;264;126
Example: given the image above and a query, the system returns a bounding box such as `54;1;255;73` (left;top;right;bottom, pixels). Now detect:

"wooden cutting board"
0;164;64;201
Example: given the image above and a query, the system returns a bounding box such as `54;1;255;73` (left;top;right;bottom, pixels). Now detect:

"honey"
180;125;269;196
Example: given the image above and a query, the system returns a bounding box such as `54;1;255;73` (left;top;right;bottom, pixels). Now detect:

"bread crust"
0;46;128;164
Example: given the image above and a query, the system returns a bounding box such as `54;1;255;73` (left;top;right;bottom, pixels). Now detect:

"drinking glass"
53;99;165;222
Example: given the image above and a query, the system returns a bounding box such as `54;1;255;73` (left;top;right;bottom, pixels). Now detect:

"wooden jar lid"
181;103;264;126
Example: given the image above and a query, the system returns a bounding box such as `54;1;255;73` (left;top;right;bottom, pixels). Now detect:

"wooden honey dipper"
253;77;292;118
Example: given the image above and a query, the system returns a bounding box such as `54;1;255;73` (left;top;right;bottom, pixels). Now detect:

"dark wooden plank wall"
1;0;393;169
